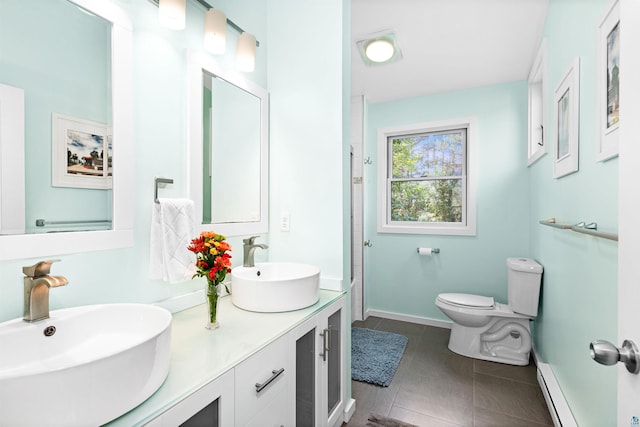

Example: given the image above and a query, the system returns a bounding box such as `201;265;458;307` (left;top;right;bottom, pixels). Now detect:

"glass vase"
205;285;220;330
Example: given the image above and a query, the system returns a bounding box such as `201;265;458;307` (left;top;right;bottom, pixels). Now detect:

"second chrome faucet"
242;236;268;267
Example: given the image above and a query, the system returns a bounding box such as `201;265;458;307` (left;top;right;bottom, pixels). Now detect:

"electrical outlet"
280;212;290;232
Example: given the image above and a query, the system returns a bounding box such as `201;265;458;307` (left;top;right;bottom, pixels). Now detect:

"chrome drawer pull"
255;368;285;393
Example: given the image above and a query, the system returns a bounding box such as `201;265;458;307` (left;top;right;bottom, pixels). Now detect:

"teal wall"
0;0;347;324
364;81;530;320
0;0;272;321
267;0;346;291
0;0;112;232
363;1;618;425
530;0;618;425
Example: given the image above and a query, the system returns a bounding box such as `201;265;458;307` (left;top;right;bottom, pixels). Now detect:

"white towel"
149;198;196;283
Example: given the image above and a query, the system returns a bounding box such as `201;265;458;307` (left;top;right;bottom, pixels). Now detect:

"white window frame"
377;117;477;236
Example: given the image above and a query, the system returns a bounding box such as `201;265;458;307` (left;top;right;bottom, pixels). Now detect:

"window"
377;118;476;235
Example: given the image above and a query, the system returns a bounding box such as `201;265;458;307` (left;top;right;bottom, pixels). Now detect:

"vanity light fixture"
204;9;227;54
356;31;403;66
158;0;186;30
236;32;257;72
151;0;259;72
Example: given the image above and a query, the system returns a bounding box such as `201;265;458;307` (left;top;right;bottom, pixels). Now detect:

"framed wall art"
52;113;112;189
553;58;580;179
595;0;620;161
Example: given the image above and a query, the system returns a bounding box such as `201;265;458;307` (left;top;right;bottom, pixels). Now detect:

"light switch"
280;212;290;232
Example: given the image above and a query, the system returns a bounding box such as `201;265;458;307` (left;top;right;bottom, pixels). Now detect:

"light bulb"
159;0;186;30
365;39;394;63
204;9;226;54
236;32;256;72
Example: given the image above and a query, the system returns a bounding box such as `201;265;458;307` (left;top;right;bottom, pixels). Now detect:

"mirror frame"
188;50;269;236
0;0;133;261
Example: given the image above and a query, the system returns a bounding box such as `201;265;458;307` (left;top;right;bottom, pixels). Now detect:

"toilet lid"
438;293;495;309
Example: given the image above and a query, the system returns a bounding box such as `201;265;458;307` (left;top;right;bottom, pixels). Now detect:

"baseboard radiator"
536;362;578;427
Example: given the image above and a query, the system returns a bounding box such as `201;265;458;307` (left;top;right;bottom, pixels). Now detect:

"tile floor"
343;316;554;427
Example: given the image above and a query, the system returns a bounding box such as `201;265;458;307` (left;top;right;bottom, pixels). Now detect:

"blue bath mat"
351;327;408;387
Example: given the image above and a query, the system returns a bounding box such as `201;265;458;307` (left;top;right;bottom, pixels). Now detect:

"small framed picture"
52;113;112;189
595;0;620;161
553;58;580;179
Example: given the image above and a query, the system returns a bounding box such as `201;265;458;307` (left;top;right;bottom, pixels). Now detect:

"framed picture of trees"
596;0;620;161
52;113;112;189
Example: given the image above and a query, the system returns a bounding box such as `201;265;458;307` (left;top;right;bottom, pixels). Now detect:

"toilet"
435;258;543;366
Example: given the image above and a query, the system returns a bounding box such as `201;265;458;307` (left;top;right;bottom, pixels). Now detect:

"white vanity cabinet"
113;291;347;427
291;297;346;427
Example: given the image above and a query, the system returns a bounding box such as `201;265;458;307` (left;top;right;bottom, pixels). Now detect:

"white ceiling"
351;0;549;103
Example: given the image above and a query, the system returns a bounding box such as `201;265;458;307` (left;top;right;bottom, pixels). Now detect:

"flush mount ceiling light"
366;39;394;62
356;31;403;66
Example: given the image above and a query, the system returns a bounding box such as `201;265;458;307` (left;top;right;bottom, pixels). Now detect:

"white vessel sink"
232;262;320;312
0;303;172;427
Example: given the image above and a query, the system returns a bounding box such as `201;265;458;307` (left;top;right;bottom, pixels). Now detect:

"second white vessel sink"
231;262;320;312
0;303;172;427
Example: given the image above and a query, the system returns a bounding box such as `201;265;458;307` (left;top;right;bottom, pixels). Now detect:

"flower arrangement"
187;231;232;329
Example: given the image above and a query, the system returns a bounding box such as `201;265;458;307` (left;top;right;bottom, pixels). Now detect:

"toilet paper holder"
417;247;440;254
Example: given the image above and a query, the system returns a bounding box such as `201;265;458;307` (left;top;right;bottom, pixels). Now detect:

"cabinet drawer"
235;334;291;427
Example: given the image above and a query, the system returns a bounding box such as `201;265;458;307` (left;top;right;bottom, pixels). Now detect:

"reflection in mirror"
202;71;261;224
0;0;133;261
0;0;112;234
189;51;268;237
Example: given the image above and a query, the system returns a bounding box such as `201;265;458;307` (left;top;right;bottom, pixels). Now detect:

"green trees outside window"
389;129;465;223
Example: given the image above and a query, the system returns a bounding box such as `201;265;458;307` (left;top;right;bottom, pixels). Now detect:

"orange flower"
187;231;232;292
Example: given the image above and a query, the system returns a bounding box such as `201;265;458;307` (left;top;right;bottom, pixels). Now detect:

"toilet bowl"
435;258;543;366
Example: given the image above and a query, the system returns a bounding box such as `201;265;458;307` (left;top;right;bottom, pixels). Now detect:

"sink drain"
43;326;56;337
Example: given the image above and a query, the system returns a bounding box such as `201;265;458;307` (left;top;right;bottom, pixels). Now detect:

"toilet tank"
507;258;543;317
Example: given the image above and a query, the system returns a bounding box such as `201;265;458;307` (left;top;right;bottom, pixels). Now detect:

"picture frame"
595;0;620;162
52;113;112;189
553;57;580;179
527;38;548;166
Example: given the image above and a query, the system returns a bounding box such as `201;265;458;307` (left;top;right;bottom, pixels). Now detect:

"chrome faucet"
23;260;68;322
243;236;268;267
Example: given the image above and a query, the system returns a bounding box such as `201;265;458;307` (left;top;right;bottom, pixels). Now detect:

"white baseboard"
365;309;452;329
534;358;578;427
343;398;356;423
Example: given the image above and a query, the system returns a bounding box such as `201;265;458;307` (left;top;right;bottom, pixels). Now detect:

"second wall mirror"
188;51;268;236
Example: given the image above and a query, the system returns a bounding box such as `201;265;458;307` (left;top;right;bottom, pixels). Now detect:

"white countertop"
105;289;344;426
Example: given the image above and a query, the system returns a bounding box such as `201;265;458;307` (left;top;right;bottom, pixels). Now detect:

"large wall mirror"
0;0;133;260
188;51;268;236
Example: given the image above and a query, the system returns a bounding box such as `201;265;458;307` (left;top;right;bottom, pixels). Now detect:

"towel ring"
154;178;174;203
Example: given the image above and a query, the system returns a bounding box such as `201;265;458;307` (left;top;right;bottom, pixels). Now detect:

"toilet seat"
437;293;495;310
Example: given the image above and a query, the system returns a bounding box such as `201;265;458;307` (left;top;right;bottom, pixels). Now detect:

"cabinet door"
291;296;346;427
321;298;346;427
144;369;234;427
291;315;321;427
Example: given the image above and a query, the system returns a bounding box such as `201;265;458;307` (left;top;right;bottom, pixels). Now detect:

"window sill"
377;222;476;236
